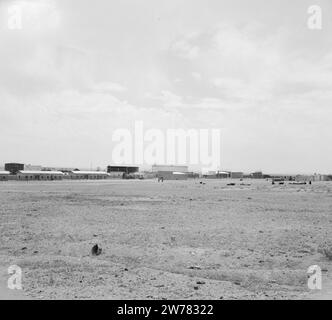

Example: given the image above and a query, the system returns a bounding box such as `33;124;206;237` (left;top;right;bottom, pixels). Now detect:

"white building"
0;171;10;181
69;171;109;180
152;165;188;173
17;171;64;180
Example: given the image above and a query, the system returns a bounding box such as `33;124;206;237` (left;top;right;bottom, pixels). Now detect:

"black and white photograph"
0;0;331;305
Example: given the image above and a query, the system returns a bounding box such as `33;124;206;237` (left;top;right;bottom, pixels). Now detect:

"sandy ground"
0;179;331;300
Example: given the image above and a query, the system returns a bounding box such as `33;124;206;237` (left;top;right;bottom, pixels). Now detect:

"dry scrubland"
0;179;331;299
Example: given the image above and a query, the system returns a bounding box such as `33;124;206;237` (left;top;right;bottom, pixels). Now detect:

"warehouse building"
157;171;188;181
0;171;10;181
17;171;64;180
5;163;24;175
230;172;243;179
203;171;230;179
251;171;263;179
107;166;139;174
69;171;109;180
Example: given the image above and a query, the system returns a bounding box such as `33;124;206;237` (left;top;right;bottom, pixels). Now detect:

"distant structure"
152;164;189;181
152;165;188;173
0;171;10;181
5;163;24;175
203;171;230;179
156;171;188;181
69;171;109;180
107;166;139;174
17;171;64;180
251;171;263;179
5;163;42;174
230;172;243;179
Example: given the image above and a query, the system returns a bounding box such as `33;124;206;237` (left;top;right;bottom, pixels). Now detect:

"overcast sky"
0;0;331;173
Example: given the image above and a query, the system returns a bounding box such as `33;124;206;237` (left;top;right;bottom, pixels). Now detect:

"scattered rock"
91;244;102;256
193;286;199;290
188;265;202;270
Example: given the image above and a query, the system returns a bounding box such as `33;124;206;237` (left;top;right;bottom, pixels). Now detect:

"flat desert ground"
0;179;331;299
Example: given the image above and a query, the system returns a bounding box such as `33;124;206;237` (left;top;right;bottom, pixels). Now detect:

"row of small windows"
18;175;62;180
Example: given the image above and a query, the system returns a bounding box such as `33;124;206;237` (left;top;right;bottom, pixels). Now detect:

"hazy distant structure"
0;171;10;181
251;171;263;179
203;171;230;179
152;165;188;173
107;166;139;174
156;171;188;181
230;172;244;179
69;171;109;180
5;163;24;175
17;171;64;180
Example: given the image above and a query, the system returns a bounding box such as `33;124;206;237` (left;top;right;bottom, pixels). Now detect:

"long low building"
69;171;109;180
152;165;188;173
0;171;10;181
157;171;188;181
17;171;64;180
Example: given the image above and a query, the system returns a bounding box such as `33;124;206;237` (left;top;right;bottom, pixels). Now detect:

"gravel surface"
0;179;331;299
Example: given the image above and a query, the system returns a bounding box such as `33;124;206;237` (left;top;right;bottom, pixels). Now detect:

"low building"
203;171;230;179
107;166;139;174
69;171;109;180
251;171;263;179
17;171;64;180
0;171;10;181
313;174;332;181
156;171;188;180
108;171;125;179
5;163;24;175
152;165;188;173
230;172;243;179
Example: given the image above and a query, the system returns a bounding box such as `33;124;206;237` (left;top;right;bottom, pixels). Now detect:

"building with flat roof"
69;171;109;180
230;172;243;179
17;171;64;180
5;163;24;175
156;171;188;181
107;166;139;174
251;171;263;179
0;171;10;181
